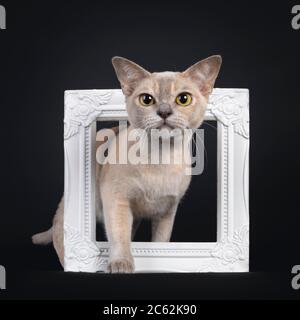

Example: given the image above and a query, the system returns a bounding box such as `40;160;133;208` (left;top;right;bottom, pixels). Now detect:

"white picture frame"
64;88;249;273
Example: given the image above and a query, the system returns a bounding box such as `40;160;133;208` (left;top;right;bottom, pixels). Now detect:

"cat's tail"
32;227;53;245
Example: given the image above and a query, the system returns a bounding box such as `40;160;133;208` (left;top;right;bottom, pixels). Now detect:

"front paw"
107;257;135;274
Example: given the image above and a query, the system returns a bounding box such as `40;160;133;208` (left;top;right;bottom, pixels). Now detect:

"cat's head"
112;56;222;130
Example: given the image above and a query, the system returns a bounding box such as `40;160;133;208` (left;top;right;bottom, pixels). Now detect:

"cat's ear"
112;57;151;96
183;55;222;96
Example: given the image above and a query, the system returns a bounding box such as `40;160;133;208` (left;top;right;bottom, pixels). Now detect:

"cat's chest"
129;165;190;217
132;165;190;200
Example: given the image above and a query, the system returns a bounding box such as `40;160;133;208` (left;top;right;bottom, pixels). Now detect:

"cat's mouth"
145;119;187;131
157;123;175;130
157;120;186;130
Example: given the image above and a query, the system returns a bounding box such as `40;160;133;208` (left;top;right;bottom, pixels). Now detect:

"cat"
32;55;222;273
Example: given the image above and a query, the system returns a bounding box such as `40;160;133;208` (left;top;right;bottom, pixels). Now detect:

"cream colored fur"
32;55;222;273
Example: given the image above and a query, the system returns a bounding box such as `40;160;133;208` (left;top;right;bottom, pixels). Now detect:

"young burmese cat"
32;55;222;273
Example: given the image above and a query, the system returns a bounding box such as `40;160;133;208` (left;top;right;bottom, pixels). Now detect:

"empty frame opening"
95;120;217;242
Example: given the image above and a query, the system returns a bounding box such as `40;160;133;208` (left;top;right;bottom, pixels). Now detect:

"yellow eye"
176;93;192;106
139;94;155;106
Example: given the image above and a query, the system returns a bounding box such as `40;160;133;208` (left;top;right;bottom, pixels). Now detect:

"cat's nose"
157;104;172;119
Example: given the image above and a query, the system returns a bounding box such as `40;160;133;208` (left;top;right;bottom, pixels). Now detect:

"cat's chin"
158;124;174;130
148;125;185;140
157;124;186;134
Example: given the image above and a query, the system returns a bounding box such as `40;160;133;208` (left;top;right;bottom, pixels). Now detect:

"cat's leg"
151;204;178;242
103;197;134;273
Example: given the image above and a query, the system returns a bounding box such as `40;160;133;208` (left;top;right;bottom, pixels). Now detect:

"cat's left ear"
183;55;222;96
112;56;151;96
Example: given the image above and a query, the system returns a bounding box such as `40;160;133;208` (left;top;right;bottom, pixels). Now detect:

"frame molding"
64;88;249;273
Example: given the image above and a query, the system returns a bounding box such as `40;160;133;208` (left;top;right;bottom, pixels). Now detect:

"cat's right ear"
112;57;150;96
183;55;222;97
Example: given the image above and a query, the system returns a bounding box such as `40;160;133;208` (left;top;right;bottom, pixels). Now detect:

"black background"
0;0;300;300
